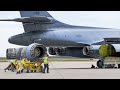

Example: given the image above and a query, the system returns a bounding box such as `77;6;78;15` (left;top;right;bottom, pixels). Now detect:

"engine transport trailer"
15;60;44;73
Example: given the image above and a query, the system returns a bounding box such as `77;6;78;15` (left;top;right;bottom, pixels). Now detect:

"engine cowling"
6;43;47;62
99;44;120;57
99;44;116;57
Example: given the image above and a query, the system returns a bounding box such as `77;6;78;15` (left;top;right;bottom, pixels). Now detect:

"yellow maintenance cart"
16;61;43;73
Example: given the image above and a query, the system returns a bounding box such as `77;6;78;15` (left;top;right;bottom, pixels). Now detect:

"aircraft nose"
8;37;13;43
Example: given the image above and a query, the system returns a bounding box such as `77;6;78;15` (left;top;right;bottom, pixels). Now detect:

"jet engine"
6;43;47;62
83;45;101;57
83;44;120;57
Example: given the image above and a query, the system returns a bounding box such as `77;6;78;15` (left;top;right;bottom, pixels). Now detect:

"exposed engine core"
6;43;47;62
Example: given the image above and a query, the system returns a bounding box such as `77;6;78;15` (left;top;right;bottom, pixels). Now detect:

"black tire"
118;64;120;68
26;67;29;73
21;69;23;73
97;60;103;68
26;70;29;73
31;70;33;73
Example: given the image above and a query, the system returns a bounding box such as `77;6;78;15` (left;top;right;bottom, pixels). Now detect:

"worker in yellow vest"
11;59;17;72
25;58;30;73
21;58;25;65
4;59;17;72
43;54;49;73
20;58;26;73
16;61;24;74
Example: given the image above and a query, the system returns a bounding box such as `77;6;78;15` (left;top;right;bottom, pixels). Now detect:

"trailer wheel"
97;60;103;68
34;70;36;72
31;70;33;73
118;64;120;68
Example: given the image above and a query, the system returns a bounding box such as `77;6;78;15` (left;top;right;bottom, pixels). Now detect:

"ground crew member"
43;54;49;73
16;61;24;74
21;58;25;65
20;58;26;73
11;59;17;72
4;59;17;72
25;58;30;73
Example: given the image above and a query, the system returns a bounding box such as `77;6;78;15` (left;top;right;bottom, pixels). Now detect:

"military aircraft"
1;11;120;68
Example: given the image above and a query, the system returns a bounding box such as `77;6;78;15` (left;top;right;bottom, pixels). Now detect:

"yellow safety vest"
25;60;30;64
21;59;25;65
11;60;16;65
43;57;48;64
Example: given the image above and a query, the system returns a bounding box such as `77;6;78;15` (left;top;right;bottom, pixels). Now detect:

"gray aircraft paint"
1;11;120;58
8;28;120;47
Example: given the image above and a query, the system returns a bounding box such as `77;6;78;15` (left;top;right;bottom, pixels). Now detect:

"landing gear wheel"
97;60;103;68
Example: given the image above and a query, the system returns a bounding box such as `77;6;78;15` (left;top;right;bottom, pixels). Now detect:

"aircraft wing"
0;16;54;23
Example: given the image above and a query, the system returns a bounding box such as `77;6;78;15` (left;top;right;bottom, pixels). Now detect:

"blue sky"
0;11;120;57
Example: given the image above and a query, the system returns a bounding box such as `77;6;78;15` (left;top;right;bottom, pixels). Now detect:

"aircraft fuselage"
8;25;120;47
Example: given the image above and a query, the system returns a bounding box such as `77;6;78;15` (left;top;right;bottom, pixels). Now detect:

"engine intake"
83;45;101;57
26;43;47;61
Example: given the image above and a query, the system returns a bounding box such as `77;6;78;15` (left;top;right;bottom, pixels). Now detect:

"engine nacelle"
111;44;120;52
6;43;47;62
83;44;120;58
83;45;101;57
99;44;120;57
55;47;66;55
48;47;56;55
26;43;47;61
6;48;17;59
48;47;66;56
6;48;23;60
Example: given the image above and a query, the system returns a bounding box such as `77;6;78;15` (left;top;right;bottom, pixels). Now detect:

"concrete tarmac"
0;61;120;79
